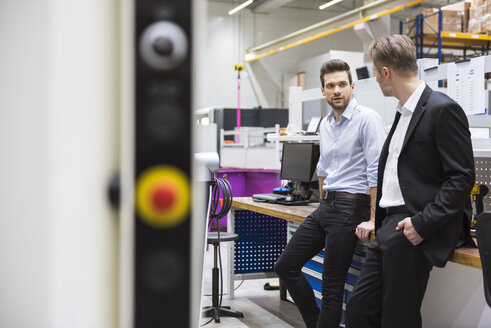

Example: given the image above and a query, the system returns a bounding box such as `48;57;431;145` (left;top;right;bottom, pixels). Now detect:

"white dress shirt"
379;81;427;208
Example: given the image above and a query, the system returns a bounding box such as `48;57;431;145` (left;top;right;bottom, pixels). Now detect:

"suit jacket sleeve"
411;102;475;239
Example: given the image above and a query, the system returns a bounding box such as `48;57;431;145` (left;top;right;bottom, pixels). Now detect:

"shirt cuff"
367;176;377;187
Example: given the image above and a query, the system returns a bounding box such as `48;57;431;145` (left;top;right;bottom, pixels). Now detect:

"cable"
203;279;245;296
202;176;234;326
209;177;233;221
200;316;214;327
234;278;245;291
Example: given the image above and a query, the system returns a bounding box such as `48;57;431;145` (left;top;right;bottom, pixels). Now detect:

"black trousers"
274;198;370;328
346;213;433;328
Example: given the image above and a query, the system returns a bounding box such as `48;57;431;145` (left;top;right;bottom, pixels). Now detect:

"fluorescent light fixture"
319;0;344;10
228;0;253;15
244;53;255;62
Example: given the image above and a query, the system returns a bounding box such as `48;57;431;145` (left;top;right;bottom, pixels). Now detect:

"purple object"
212;168;281;229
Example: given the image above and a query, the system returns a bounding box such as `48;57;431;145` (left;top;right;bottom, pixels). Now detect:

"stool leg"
203;241;244;323
212;243;219;308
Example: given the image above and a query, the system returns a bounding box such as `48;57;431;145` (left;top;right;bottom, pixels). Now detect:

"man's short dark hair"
320;59;353;87
368;34;418;76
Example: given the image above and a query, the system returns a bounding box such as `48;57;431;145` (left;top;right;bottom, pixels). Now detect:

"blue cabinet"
287;222;368;326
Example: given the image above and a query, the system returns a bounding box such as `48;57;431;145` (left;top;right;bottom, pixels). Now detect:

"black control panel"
133;1;192;327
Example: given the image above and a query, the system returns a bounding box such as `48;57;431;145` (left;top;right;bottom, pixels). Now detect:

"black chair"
202;232;244;323
476;212;491;307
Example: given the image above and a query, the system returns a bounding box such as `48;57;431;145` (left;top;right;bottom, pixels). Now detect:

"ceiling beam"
245;0;428;62
252;0;296;13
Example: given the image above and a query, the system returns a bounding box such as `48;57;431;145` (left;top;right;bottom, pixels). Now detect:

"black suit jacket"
375;85;475;267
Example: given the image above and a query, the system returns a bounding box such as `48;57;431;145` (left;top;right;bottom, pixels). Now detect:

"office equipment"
280;142;319;183
214;107;288;150
220;126;282;169
253;142;319;204
275;198;310;206
471;184;489;232
305;116;321;135
273;187;291;194
356;66;370;80
252;193;286;202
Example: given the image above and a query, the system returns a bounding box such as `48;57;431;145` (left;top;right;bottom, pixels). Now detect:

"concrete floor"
199;242;305;328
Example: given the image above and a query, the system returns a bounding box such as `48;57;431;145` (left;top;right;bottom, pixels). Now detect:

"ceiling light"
319;0;344;10
228;0;254;15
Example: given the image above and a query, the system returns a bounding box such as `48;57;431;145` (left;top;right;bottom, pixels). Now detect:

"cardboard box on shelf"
468;16;481;34
471;0;486;7
469;3;491;34
444;1;470;11
485;14;491;35
422;8;463;34
442;1;470;32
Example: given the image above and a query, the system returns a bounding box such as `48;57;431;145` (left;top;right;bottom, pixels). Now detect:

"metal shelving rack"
400;8;491;64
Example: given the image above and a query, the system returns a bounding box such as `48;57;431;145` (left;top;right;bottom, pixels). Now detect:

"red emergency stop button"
152;186;176;211
136;166;190;228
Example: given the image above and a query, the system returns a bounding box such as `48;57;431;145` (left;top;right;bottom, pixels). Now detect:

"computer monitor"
356;66;369;80
280;143;320;182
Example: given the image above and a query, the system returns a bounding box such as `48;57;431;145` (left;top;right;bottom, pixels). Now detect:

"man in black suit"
346;34;475;328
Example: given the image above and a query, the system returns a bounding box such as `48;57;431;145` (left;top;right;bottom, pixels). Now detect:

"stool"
202;232;244;323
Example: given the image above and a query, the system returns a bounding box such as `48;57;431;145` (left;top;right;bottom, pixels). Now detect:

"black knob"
153;37;173;56
107;173;120;209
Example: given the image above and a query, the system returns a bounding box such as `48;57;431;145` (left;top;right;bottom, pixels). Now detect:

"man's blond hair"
368;34;418;76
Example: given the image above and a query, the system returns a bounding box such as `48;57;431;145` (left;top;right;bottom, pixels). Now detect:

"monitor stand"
295;181;315;200
274;181;313;206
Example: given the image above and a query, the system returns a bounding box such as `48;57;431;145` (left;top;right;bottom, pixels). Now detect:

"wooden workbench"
232;197;482;269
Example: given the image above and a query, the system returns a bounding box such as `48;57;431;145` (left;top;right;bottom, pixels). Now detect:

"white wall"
0;1;52;326
48;1;119;327
197;2;259;109
197;1;365;110
0;0;119;327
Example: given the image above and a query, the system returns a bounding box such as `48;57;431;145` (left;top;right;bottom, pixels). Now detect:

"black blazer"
375;85;475;267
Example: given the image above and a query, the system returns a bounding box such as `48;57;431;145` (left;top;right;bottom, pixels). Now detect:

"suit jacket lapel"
378;111;401;182
375;110;401;227
401;85;432;151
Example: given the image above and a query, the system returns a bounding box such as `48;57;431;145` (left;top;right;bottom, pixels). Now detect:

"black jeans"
346;213;433;328
274;198;370;328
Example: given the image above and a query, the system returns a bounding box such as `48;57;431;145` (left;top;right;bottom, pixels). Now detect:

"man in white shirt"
346;35;475;328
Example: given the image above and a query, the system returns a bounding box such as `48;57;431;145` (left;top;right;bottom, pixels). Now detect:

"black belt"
326;191;370;202
384;205;409;215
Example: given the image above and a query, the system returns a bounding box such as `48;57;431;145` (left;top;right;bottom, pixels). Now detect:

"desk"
231;197;482;269
227;197;491;326
231;197;318;224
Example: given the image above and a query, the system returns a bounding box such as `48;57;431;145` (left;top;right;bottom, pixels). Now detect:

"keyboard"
275;199;307;206
252;193;287;201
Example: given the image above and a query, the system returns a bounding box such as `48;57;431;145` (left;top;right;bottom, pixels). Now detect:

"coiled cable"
202;176;233;326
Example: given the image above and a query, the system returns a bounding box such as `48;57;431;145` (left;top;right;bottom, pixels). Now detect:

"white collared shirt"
379;81;426;208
